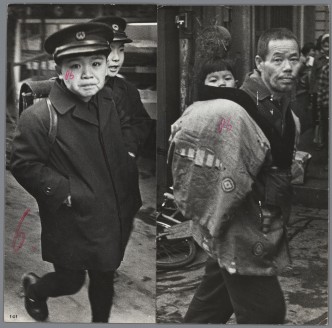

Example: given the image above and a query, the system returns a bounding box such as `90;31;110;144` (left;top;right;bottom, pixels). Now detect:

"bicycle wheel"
157;222;197;270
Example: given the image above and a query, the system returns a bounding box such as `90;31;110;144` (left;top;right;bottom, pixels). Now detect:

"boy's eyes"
70;63;81;69
92;61;102;67
68;61;103;69
110;47;124;52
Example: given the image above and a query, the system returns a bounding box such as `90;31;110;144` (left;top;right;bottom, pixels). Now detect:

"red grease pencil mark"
64;70;74;80
12;208;30;253
217;117;233;134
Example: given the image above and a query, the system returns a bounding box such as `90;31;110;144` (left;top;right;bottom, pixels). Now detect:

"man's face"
107;42;125;77
256;39;300;94
59;54;107;102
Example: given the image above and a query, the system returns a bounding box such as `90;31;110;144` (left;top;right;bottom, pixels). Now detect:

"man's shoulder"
240;71;257;93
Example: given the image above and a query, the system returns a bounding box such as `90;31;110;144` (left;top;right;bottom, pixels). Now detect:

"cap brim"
56;45;110;60
112;37;133;44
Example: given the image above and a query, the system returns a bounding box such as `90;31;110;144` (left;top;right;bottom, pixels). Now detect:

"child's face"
204;70;236;88
107;42;125;77
59;54;107;102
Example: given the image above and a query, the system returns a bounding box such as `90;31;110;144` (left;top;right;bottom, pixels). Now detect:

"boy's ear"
55;65;63;79
255;55;264;73
234;80;239;88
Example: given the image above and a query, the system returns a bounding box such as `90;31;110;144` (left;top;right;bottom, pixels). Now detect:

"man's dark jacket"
10;79;142;271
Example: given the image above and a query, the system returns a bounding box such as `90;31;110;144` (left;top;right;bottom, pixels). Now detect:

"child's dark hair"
197;57;236;86
301;42;315;57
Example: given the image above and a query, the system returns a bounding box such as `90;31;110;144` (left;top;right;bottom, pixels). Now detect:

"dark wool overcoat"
11;79;142;271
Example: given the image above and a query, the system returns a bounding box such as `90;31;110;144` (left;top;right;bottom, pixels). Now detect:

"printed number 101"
10;315;18;319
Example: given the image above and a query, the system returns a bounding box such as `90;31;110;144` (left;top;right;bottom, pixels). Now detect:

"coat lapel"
72;102;99;126
49;79;99;126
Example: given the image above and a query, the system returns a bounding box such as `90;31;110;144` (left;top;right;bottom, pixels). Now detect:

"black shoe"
21;272;48;321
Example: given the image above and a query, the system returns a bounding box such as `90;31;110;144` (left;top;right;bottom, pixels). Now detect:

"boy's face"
204;70;236;88
107;42;125;77
58;54;107;102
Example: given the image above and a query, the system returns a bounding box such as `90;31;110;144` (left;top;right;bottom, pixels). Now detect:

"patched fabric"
169;98;295;275
221;177;235;193
253;242;264;256
170;99;270;238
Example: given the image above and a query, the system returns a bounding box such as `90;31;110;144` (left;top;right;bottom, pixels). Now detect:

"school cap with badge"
44;22;114;63
90;16;133;43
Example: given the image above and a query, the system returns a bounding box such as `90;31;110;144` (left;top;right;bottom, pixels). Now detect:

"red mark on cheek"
64;70;74;80
217;117;233;133
12;208;30;253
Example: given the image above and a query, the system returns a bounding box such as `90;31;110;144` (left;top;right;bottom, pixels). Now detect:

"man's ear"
255;55;264;73
55;65;63;79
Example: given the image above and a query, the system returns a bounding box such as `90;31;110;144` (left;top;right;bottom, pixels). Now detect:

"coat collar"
241;70;295;108
242;70;272;101
49;79;114;126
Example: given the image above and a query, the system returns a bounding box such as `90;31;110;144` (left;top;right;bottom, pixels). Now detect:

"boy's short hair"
257;28;299;60
197;57;236;86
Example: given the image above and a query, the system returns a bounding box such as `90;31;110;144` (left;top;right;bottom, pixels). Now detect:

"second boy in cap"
91;16;152;157
11;22;142;323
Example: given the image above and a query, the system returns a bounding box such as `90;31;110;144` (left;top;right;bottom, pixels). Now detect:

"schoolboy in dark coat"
11;22;141;323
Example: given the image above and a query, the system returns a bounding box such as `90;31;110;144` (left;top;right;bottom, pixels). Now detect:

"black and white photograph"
4;2;330;326
155;5;329;325
5;3;157;323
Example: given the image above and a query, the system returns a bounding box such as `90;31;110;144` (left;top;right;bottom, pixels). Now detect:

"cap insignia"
112;24;119;31
76;31;86;40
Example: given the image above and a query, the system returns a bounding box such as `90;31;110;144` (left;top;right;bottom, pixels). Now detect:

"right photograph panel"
156;5;329;325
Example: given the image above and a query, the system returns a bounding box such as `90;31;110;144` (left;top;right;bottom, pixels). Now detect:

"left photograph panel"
5;3;157;323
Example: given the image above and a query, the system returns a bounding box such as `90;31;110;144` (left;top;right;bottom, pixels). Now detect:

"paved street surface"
4;157;156;323
157;206;328;325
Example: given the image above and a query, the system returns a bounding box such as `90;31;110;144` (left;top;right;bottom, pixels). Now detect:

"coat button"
45;187;52;194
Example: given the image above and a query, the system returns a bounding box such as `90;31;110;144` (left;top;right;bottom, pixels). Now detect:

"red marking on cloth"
217;117;232;133
64;70;74;80
12;208;30;253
